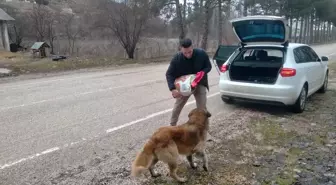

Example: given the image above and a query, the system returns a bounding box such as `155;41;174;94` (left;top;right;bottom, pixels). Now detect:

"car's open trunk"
229;49;284;84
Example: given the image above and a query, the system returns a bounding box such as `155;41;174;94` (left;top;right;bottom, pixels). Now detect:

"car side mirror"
321;56;329;62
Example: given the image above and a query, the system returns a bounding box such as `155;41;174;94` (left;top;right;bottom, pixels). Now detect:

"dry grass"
0;51;23;59
2;55;170;75
0;48;172;76
0;48;216;77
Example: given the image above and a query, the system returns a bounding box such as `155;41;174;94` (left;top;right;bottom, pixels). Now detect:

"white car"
213;15;329;113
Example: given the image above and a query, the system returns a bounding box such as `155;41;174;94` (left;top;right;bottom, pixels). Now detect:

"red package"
191;71;205;88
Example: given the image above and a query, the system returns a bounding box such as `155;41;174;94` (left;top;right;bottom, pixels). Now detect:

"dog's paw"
151;172;162;178
190;162;198;169
177;177;187;183
203;164;209;172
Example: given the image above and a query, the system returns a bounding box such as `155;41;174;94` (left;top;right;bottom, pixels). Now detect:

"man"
166;38;213;139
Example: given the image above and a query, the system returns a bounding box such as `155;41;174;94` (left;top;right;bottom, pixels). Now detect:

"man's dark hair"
180;38;193;48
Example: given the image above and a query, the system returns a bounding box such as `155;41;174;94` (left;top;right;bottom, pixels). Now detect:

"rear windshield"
233;48;284;63
232;20;286;43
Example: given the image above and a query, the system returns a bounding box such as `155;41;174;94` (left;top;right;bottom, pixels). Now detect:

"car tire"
221;96;234;104
291;84;308;113
318;72;328;93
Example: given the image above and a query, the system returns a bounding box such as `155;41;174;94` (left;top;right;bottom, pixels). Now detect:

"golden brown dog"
131;108;211;183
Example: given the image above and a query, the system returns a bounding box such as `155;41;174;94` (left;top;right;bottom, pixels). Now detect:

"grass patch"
313;134;328;145
250;117;297;147
0;51;218;77
249;116;304;185
286;148;302;166
274;175;296;185
287;147;303;157
1;54;171;76
11;57;135;73
0;51;24;60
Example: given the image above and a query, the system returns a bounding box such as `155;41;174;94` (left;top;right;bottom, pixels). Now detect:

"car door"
293;47;315;94
300;46;322;92
306;46;325;87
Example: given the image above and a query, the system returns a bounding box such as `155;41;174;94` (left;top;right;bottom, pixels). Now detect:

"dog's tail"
131;140;156;177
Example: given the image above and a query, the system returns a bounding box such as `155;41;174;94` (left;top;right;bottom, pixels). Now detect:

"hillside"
3;0;72;13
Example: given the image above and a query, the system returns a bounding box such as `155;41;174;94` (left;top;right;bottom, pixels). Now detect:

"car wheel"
221;96;234;104
291;84;308;113
318;72;328;93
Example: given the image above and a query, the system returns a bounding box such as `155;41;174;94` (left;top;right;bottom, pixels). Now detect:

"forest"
1;0;336;59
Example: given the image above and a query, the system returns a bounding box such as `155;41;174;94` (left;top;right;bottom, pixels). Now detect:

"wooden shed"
31;42;50;58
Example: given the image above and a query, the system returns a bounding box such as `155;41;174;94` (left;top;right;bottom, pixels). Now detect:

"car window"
214;45;240;61
305;46;320;62
213;45;240;70
293;48;306;63
264;49;283;57
294;46;318;63
234;48;283;62
300;47;314;61
243;49;253;57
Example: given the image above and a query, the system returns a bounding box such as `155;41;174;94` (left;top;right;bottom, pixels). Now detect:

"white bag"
174;74;196;97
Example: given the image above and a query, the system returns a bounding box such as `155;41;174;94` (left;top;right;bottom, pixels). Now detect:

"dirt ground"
1;51;335;185
137;62;336;185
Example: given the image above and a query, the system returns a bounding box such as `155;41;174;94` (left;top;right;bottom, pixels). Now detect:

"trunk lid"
230;16;289;45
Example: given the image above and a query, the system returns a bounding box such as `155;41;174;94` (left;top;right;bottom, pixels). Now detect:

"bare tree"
96;0;160;59
200;0;216;50
218;0;223;44
156;0;187;48
174;0;186;43
29;4;52;41
29;4;60;55
47;13;58;54
243;0;248;16
183;0;187;21
59;13;84;55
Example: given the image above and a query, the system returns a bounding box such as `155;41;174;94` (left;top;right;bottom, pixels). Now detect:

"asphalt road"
1;43;336;185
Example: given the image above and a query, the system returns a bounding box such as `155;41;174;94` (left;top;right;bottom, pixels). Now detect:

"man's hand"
171;89;182;98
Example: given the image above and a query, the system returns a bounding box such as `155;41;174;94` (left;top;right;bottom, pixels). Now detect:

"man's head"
180;38;193;59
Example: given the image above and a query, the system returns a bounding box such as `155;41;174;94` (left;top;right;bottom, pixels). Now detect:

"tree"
174;0;186;42
200;0;216;50
60;13;84;55
96;0;162;59
157;0;188;46
29;4;58;54
243;0;248;16
29;4;52;42
217;0;223;44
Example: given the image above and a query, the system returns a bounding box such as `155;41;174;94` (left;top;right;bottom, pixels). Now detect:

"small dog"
131;108;211;183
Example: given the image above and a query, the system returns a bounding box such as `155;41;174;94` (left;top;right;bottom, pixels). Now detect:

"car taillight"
280;68;296;77
220;64;228;73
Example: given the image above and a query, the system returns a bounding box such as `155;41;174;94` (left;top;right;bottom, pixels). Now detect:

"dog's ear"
206;110;212;118
188;109;197;117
